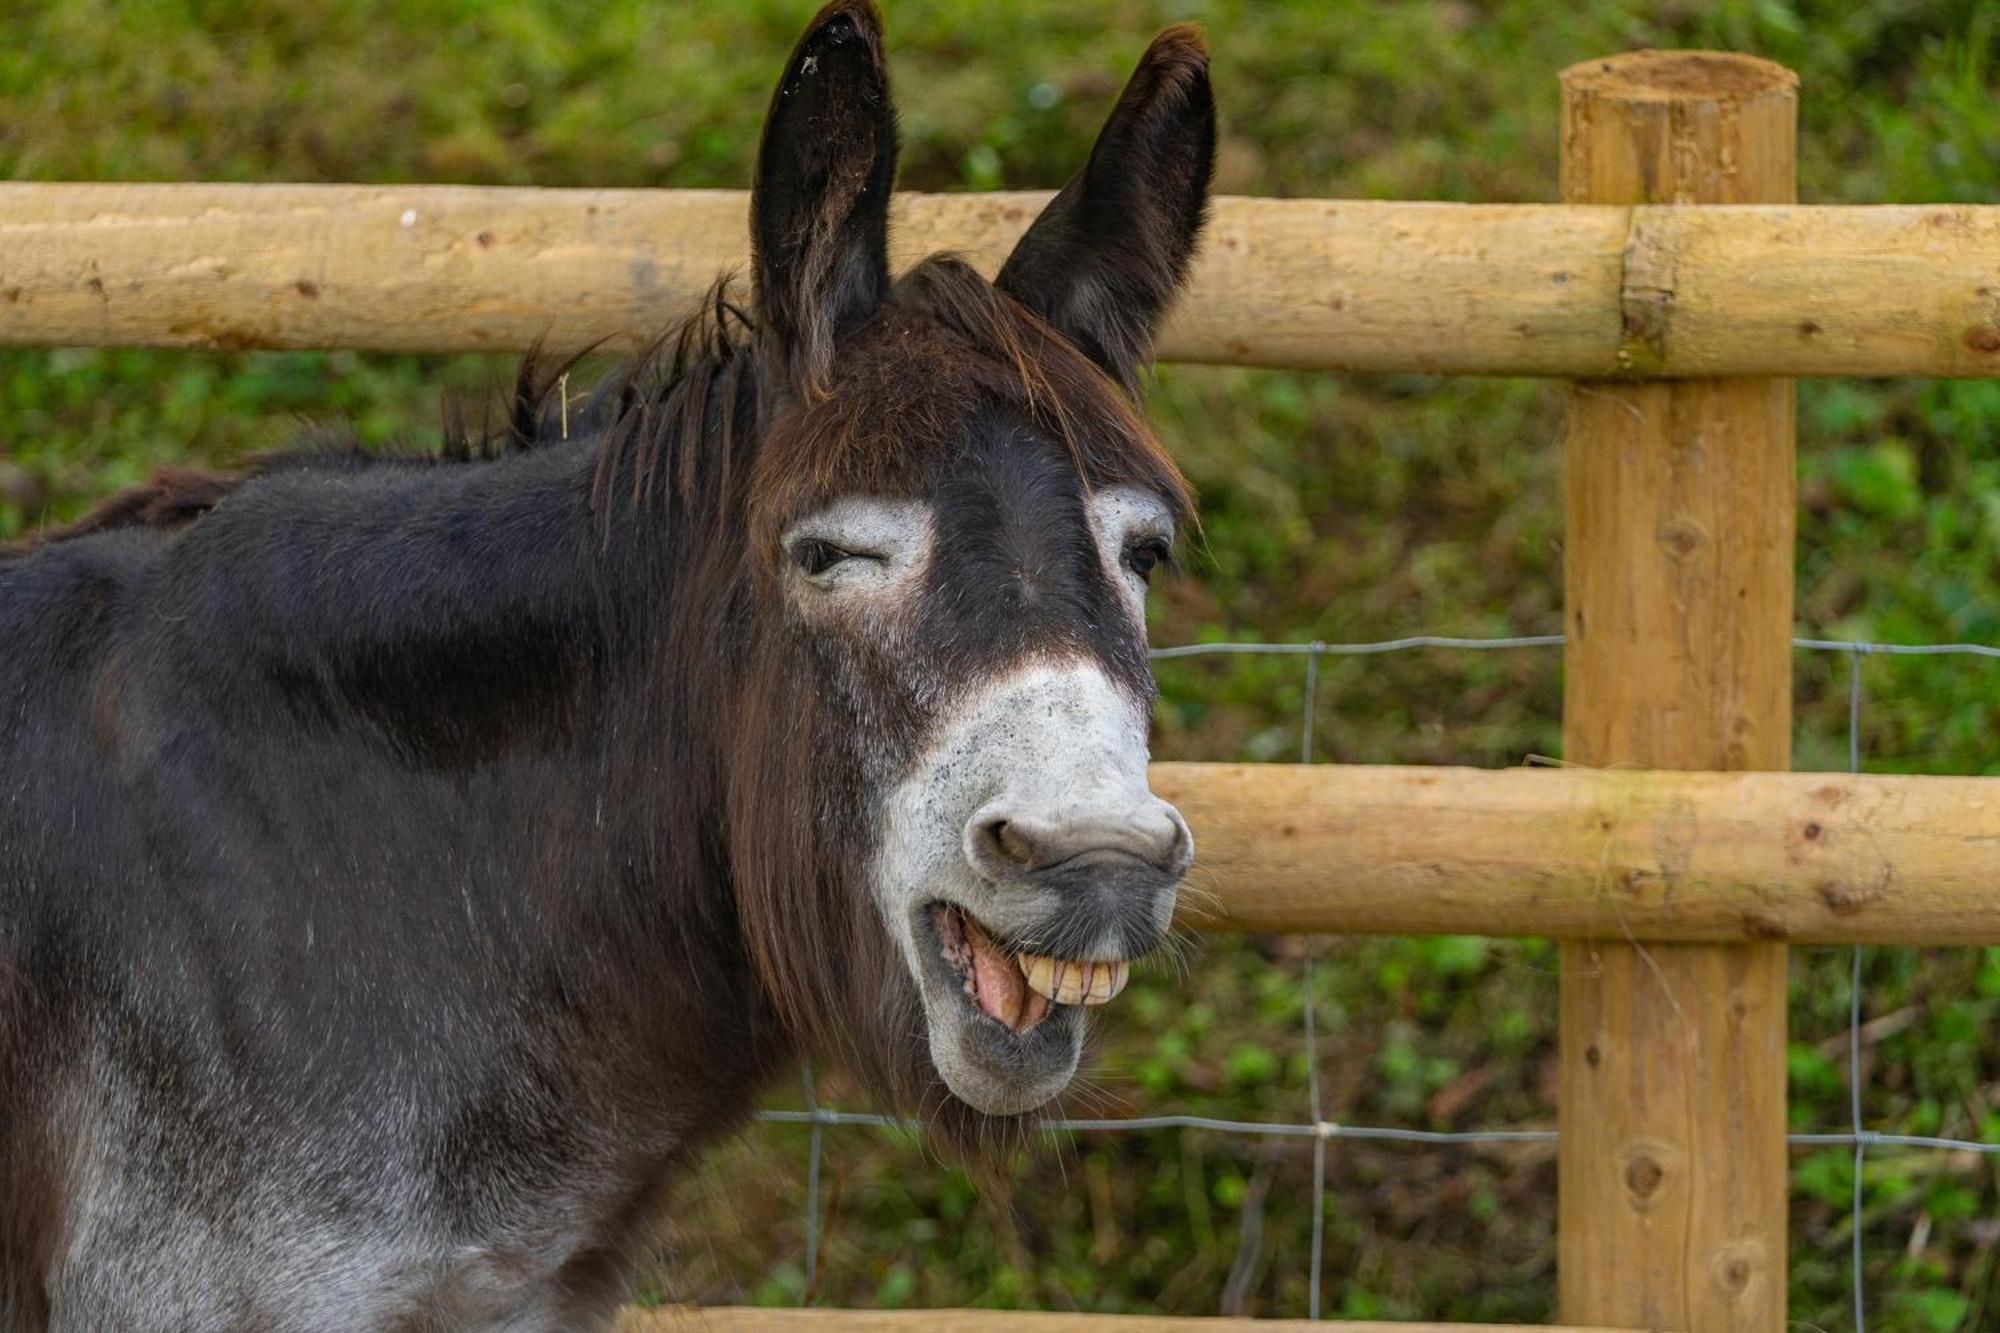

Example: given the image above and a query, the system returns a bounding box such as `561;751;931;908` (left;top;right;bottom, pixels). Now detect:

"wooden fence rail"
3;183;1999;378
1153;763;2000;946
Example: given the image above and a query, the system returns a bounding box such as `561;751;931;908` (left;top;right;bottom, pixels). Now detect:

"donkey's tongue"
964;919;1051;1034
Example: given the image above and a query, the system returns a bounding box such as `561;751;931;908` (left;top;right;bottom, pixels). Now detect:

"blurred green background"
5;1;1999;1327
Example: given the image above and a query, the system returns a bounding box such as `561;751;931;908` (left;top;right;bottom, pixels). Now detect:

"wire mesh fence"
746;633;2000;1328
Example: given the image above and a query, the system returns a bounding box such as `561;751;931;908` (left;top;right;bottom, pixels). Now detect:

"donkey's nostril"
982;818;1039;869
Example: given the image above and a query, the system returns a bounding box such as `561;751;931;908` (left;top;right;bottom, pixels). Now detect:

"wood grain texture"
1556;49;1795;1333
1151;763;2000;946
619;1309;1663;1333
2;183;1997;377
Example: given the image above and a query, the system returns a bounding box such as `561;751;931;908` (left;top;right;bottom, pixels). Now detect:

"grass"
4;0;1999;1327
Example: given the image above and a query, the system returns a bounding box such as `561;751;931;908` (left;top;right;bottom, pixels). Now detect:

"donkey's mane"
0;278;743;556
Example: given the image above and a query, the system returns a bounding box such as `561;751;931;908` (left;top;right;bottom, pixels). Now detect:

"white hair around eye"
1088;487;1175;623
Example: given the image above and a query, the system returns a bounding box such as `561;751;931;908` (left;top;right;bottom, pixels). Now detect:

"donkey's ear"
751;0;898;396
996;26;1215;395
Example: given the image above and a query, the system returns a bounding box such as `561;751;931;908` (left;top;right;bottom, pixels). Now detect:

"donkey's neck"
148;440;604;758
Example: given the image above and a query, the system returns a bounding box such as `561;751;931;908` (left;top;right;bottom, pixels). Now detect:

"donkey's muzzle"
964;795;1193;885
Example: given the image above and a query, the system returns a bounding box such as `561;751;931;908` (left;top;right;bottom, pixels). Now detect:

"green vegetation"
5;1;1997;1326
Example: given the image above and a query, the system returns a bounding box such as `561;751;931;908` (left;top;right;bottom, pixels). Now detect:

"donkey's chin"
910;902;1145;1116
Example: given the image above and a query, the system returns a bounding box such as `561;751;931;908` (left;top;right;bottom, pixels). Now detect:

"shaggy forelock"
748;255;1191;552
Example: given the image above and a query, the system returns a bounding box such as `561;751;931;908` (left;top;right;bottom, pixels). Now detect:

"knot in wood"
1624;1152;1665;1201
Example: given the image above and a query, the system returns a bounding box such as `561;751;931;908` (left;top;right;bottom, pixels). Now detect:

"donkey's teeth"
1021;953;1058;1001
1017;954;1131;1007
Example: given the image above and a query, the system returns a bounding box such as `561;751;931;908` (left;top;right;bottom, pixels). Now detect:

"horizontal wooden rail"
2;184;1997;377
621;1309;1657;1333
1154;762;2000;945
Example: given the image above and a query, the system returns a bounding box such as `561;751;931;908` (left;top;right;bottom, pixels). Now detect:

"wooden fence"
8;45;2000;1333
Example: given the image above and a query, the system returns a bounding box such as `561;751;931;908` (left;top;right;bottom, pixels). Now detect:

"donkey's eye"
781;500;926;595
791;538;872;577
1123;536;1173;584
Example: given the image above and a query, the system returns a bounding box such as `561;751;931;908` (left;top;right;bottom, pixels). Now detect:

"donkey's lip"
914;902;1089;1116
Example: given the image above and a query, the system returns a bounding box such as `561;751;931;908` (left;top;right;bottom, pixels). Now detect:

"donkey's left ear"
997;26;1215;396
752;0;898;397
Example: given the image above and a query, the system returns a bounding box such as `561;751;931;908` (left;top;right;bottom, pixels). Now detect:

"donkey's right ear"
751;0;899;399
996;26;1214;397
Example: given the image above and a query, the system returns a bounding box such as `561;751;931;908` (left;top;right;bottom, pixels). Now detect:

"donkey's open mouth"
929;903;1133;1036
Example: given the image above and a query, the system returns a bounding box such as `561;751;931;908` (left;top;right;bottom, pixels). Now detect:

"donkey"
0;3;1213;1327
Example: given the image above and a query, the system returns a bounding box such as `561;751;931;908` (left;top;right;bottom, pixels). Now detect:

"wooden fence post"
1557;51;1798;1332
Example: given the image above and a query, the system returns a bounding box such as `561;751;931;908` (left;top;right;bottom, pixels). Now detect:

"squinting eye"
1124;536;1172;584
791;537;881;577
791;538;850;576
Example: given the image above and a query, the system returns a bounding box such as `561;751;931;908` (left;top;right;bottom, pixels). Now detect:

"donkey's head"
727;1;1212;1124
